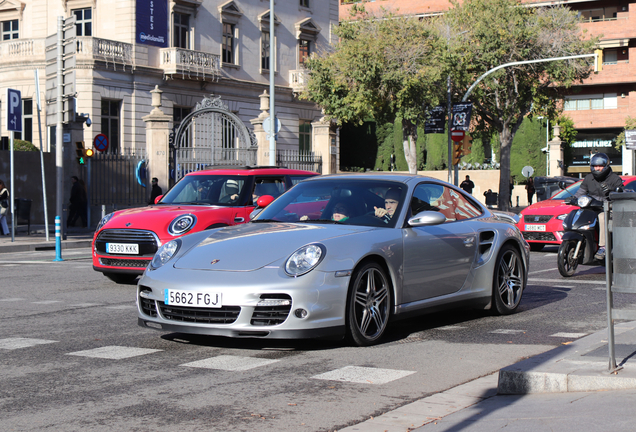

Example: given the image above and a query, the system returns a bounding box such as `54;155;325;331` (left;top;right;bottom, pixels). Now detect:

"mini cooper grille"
95;229;159;257
524;215;552;223
140;297;158;317
158;302;241;324
100;258;151;268
251;295;292;326
523;232;557;241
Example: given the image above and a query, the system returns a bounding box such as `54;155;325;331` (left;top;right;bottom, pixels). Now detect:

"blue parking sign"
6;88;22;132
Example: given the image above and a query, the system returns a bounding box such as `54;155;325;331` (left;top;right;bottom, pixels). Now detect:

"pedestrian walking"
460;175;475;194
68;176;87;228
525;177;536;205
0;179;9;235
148;177;163;205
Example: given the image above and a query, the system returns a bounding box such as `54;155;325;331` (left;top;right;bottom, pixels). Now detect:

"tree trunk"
402;121;418;174
498;126;513;212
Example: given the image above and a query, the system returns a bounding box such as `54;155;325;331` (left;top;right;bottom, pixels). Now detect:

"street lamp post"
538;116;549;176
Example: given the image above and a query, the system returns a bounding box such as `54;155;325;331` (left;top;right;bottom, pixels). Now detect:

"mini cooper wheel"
557;240;579;277
347;262;391;347
493;245;524;315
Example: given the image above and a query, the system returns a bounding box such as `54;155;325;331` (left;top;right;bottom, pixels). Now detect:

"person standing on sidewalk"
148;177;162;205
460;175;475;194
0;179;9;235
525;177;535;205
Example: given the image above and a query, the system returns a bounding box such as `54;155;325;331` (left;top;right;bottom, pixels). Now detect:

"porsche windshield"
160;175;247;206
253;179;407;228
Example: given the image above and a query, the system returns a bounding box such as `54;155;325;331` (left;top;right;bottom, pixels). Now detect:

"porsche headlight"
96;213;114;231
168;214;197;236
577;196;592;208
150;239;181;270
285;244;325;276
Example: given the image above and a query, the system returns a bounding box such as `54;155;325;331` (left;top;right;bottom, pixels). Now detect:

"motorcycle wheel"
558;240;579;277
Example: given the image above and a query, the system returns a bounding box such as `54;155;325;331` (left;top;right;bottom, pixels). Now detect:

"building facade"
340;0;636;175
0;0;338;165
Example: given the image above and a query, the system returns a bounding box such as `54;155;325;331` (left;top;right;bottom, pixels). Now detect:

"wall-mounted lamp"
622;49;627;55
622;93;626;98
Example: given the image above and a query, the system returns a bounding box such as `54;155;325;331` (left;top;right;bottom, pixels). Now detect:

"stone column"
250;90;271;166
311;116;338;174
549;124;564;177
142;85;172;194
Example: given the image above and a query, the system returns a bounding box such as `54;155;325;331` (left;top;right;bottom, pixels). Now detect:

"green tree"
557;115;577;167
510;118;548;178
441;0;597;210
302;5;443;173
14;139;38;151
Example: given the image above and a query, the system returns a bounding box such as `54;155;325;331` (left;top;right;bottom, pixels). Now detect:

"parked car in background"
137;173;529;346
517;175;636;251
93;167;318;283
533;176;579;202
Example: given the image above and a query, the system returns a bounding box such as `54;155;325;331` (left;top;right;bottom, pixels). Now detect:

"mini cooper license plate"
165;290;222;308
106;243;139;254
525;224;546;232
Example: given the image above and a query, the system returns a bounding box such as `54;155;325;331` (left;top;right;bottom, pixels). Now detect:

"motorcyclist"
574;152;622;260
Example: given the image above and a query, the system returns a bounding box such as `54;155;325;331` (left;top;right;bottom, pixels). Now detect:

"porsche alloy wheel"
493;245;524;315
347;262;391;346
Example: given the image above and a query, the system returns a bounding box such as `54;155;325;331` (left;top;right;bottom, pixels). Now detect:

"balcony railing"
160;47;220;80
0;38;45;64
289;68;309;93
76;36;134;71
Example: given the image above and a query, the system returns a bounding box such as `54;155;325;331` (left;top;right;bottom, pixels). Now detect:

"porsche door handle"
463;237;475;247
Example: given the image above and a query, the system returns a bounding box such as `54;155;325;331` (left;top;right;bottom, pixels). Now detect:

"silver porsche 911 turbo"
137;174;529;346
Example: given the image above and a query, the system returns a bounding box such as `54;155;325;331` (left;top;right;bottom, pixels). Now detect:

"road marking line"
552;286;575;288
68;303;102;308
437;325;467;330
312;366;416;385
529;278;605;285
181;355;279;371
0;338;58;350
0;298;25;302
67;346;162;359
32;300;63;304
490;329;526;334
550;332;588;338
529;268;558;275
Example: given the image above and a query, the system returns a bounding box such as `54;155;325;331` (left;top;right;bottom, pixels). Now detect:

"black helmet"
590;152;611;181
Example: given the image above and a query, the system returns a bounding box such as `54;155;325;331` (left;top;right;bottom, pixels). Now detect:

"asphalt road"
1;246;632;431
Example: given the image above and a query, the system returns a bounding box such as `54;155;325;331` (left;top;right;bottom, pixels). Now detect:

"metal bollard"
53;215;63;262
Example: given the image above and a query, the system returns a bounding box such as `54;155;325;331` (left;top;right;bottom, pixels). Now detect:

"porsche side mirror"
407;211;446;227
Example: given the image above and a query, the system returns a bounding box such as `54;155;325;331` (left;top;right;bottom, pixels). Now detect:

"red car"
92;167;318;283
517;175;636;251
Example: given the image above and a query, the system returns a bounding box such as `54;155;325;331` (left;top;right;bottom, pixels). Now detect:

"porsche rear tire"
493;245;525;315
347;262;391;347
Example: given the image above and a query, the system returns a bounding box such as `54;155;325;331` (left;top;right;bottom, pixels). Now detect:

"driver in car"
574;152;622;260
374;188;400;223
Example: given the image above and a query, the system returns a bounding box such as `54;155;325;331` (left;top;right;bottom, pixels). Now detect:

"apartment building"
340;0;636;175
0;0;337;157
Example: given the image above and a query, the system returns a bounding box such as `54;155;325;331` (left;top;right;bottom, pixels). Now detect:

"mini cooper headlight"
96;213;114;231
168;214;197;236
285;244;325;276
150;239;181;269
577;196;592;208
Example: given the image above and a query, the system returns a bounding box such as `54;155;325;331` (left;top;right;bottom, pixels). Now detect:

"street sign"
451;130;465;142
522;166;534;178
263;116;281;134
6;88;22;132
451;103;473;131
94;134;109;152
424;105;446;134
626;130;636;151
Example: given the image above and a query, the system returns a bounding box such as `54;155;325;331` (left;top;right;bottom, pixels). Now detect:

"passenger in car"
300;201;351;222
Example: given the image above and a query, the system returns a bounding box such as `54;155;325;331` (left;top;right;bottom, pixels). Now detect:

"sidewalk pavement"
341;323;636;431
0;224;94;253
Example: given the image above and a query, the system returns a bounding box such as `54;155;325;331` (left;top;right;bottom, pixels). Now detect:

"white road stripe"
312;366;416;385
0;338;58;350
68;303;102;308
437;325;467;330
550;332;588;338
529;268;559;275
529;278;605;285
67;346;161;359
490;329;526;335
181;355;279;371
0;298;25;302
32;300;63;304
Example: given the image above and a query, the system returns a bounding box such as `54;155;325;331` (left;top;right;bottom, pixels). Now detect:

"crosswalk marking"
312;366;416;385
490;329;526;335
32;300;62;305
0;298;25;302
437;325;467;330
0;337;58;350
550;332;588;338
68;303;102;308
67;346;162;359
181;355;279;371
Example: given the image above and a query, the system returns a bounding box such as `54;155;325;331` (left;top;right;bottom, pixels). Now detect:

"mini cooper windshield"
253;179;408;228
160;175;252;206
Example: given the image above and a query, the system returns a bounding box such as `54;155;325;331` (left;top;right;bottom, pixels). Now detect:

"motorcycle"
557;195;605;277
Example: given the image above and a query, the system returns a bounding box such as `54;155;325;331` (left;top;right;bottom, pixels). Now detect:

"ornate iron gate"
172;95;257;183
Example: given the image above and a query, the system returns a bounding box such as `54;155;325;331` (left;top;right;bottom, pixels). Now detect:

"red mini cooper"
517;175;636;251
92;166;318;283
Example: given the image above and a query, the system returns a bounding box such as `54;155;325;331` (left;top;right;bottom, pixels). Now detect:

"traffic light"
594;49;603;73
462;134;473;155
452;142;463;166
75;141;93;165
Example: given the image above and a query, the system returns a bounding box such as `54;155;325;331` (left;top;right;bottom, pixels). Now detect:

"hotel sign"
137;0;168;47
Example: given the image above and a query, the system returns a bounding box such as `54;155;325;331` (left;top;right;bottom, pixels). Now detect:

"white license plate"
525;224;546;232
165;289;222;308
107;243;139;254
